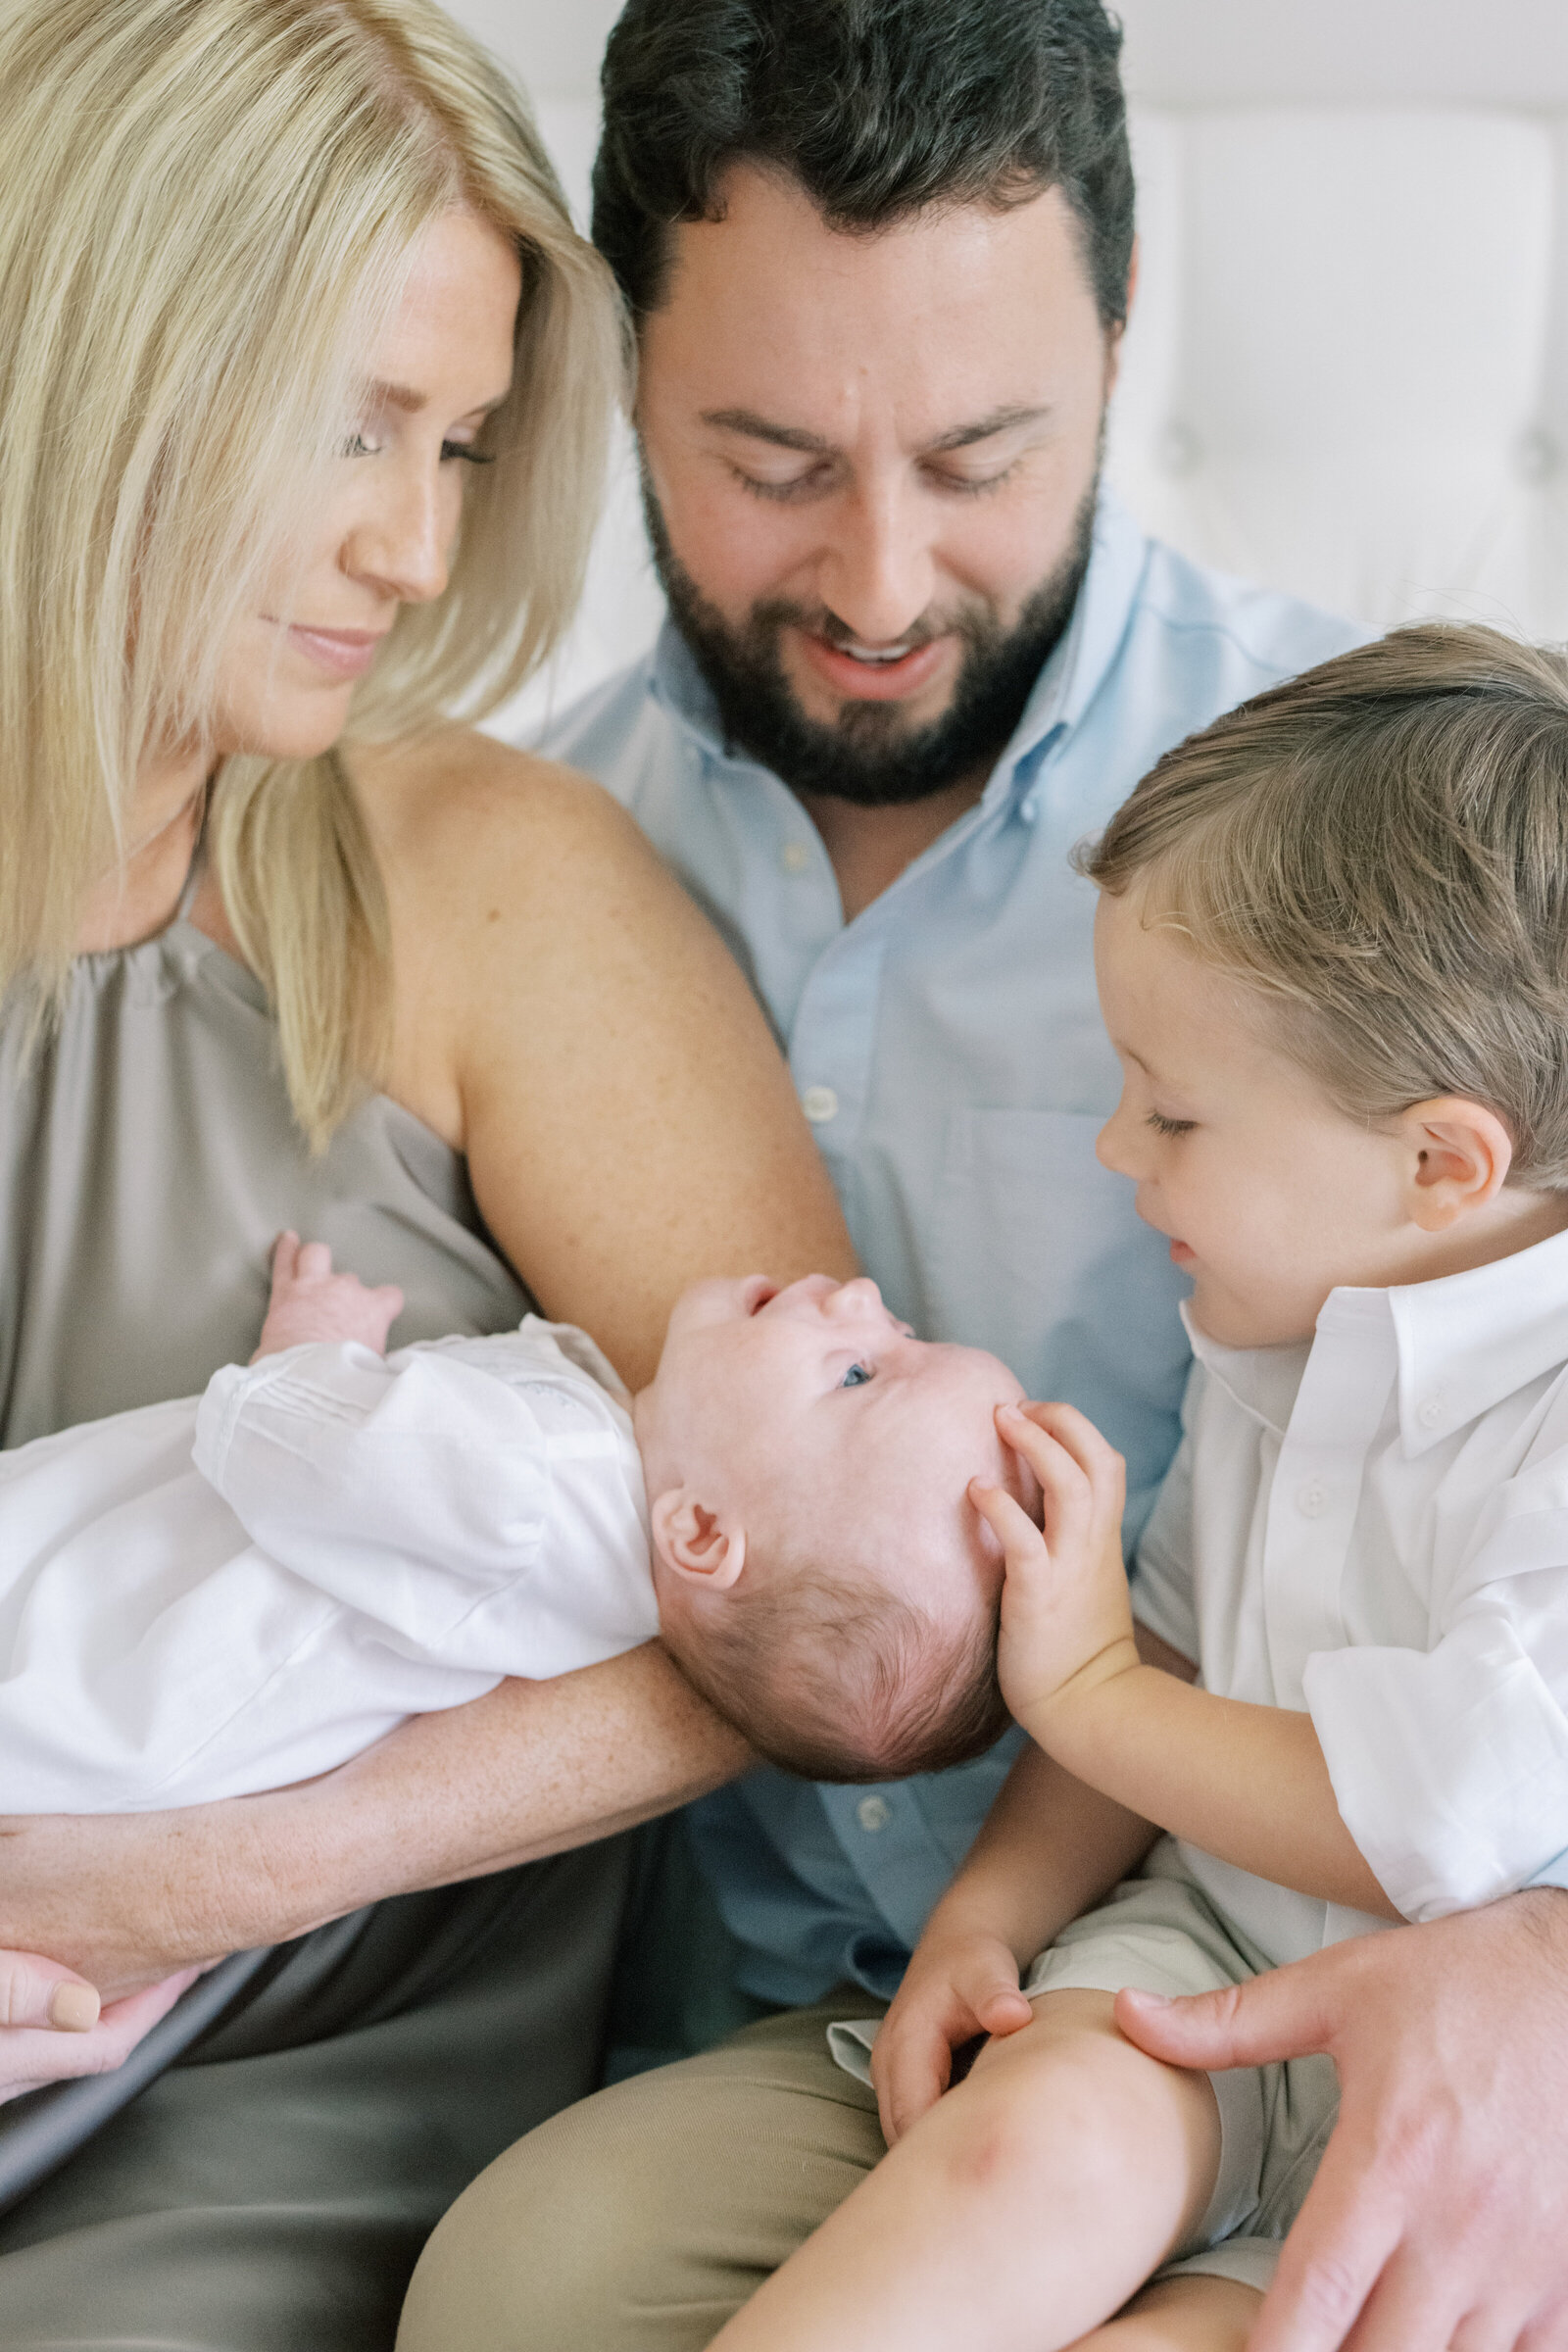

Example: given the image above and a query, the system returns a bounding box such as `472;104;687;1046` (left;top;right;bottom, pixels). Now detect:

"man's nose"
815;480;936;645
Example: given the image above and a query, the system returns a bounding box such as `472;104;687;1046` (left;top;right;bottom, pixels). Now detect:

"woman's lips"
285;624;388;679
796;631;950;703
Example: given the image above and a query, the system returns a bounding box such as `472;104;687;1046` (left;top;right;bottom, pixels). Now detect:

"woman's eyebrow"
368;378;513;416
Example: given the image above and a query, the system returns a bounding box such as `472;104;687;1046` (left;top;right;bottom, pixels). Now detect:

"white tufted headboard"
444;0;1568;732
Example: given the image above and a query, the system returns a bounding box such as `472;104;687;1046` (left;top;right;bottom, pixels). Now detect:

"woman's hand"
970;1400;1135;1742
871;1927;1034;2147
0;1954;198;2107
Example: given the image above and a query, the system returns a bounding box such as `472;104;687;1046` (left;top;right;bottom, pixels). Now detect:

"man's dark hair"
594;0;1135;328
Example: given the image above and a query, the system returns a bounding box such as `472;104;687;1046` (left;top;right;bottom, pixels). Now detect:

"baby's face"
636;1273;1032;1623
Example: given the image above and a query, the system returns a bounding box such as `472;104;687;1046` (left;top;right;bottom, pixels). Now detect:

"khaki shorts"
832;1838;1339;2297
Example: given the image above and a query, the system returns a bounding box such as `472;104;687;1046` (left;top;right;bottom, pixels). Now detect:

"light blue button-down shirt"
547;493;1363;2003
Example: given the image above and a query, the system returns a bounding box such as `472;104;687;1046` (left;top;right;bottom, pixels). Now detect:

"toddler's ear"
1400;1097;1514;1231
650;1489;747;1590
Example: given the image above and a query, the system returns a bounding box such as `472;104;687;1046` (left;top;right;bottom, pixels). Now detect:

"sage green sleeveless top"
0;912;529;1449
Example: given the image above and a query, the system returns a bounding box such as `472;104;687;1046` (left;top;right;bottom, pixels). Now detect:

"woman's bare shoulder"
352;724;660;914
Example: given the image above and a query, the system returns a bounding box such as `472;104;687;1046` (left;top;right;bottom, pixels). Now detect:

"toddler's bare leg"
1079;2276;1261;2352
251;1232;405;1361
707;1989;1222;2352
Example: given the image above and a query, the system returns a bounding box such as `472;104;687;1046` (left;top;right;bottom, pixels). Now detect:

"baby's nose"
826;1276;885;1317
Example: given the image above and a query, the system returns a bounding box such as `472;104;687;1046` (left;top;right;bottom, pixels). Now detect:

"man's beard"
643;472;1099;808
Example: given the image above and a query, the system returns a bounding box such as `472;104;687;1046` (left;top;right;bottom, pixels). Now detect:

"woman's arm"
375;733;858;1386
0;734;851;1986
0;1646;748;1995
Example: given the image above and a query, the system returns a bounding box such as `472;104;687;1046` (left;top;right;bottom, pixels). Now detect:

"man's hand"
970;1400;1135;1738
870;1926;1034;2147
1115;1890;1568;2352
0;1953;199;2107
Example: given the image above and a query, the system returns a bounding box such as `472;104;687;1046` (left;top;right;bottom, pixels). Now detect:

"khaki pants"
397;1987;891;2351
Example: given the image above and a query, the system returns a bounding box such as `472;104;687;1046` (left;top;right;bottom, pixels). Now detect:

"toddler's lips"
1169;1239;1196;1267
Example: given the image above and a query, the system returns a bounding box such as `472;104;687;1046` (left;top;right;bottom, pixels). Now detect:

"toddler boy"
0;1239;1025;1808
706;622;1568;2352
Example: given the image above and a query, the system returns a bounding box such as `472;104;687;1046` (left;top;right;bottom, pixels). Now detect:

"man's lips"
796;630;950;703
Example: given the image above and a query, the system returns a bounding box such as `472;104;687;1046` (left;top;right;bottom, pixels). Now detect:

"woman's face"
210;206;522;764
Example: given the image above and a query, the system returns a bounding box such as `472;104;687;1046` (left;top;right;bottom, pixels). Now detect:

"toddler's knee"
937;2015;1170;2212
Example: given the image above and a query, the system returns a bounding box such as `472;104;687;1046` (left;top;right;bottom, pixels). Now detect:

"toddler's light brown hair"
1081;624;1568;1189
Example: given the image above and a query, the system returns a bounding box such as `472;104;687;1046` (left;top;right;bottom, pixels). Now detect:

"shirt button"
802;1085;839;1124
1296;1484;1326;1519
780;840;811;874
1419;1397;1445;1429
857;1794;892;1833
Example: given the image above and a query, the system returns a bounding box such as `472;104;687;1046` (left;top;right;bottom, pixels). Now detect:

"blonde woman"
0;0;851;2338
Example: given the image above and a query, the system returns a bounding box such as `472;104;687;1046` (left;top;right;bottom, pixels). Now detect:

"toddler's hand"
251;1232;404;1363
971;1401;1137;1746
871;1927;1033;2146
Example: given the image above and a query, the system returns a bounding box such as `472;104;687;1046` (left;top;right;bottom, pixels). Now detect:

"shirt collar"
1383;1222;1568;1455
647;486;1152;809
1182;1224;1568;1456
1180;1300;1312;1440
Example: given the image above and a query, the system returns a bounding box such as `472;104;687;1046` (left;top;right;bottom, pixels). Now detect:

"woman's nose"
342;466;452;607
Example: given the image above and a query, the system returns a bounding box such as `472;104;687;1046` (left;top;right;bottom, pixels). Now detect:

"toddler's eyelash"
840;1362;874;1388
1147;1112;1196;1137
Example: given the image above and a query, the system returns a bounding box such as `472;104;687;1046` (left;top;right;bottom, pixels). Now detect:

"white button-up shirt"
1133;1232;1568;1969
0;1320;656;1810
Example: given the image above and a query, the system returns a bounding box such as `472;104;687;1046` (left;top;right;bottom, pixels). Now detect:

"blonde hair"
0;0;623;1144
1082;623;1568;1189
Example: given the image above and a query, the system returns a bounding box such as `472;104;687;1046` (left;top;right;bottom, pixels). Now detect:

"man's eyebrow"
699;402;1053;457
700;408;833;455
924;404;1052;454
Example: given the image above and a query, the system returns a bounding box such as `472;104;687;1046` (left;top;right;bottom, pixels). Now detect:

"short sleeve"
1306;1501;1568;1922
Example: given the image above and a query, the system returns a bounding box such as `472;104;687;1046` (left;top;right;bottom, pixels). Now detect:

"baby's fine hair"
1082;624;1568;1191
663;1563;1010;1785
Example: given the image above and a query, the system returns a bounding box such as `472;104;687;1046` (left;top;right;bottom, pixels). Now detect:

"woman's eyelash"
340;434;495;466
840;1362;874;1389
1147;1112;1196;1138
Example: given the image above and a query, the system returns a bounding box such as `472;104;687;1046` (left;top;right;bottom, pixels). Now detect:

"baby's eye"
839;1361;874;1389
1147;1112;1196;1138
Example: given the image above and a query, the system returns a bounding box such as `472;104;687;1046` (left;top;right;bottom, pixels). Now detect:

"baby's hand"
970;1401;1137;1747
251;1233;404;1363
871;1926;1034;2147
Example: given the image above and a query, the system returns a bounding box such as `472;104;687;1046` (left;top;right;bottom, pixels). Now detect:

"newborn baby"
0;1239;1030;1809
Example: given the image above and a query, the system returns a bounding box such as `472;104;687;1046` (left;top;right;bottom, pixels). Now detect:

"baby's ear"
649;1489;747;1591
